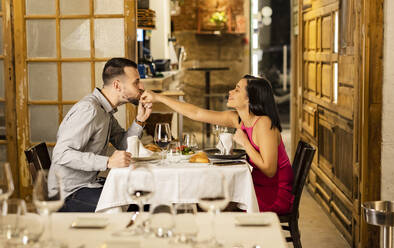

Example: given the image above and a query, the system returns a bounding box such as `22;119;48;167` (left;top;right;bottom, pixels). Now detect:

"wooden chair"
279;140;316;248
24;142;51;183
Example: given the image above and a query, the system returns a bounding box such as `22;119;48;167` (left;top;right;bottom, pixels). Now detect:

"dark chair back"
24;142;51;182
290;141;316;214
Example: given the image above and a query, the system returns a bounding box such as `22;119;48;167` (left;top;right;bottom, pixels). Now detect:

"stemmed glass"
182;133;198;150
0;163;15;235
114;164;155;236
197;169;229;247
154;123;172;165
33;170;65;248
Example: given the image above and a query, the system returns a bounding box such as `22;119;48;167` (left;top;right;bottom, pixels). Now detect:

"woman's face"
227;79;249;109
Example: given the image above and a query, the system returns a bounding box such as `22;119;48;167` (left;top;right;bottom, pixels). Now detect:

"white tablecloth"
49;212;287;248
95;162;259;213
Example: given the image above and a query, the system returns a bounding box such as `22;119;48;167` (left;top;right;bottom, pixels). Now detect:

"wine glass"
154;123;172;165
114;164;155;236
33;170;65;248
0;163;14;235
197;169;229;247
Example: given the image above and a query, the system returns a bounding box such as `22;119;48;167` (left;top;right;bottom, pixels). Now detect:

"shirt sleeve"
52;103;108;172
110;118;144;150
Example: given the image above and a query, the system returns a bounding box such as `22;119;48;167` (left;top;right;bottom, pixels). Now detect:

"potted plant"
210;11;227;30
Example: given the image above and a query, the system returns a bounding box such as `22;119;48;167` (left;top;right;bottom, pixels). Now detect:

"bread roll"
144;143;161;152
189;152;210;163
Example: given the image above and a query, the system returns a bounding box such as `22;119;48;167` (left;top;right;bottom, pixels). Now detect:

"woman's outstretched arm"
141;90;240;128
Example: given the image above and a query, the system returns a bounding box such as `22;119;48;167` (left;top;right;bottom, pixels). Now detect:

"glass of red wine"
154;123;172;165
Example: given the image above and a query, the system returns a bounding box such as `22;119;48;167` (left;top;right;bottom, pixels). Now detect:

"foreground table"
50;212;287;248
96;162;259;213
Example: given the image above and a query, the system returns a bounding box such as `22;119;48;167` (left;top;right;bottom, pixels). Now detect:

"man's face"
118;66;144;105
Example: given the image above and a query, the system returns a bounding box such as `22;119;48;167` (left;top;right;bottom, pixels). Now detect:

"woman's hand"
136;101;152;122
140;90;158;104
233;129;250;147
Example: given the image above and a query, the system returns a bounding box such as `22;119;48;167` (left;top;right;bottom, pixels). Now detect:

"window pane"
0;20;3;55
94;18;124;58
114;104;126;129
61;19;90;58
95;62;105;88
94;0;124;15
28;62;58;101
62;105;73;120
0;60;4;99
62;62;91;101
25;0;55;15
0;145;7;162
60;0;90;15
27;20;56;58
0;102;5;140
29;105;58;142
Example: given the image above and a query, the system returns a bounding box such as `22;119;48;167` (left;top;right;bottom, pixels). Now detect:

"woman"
141;75;294;214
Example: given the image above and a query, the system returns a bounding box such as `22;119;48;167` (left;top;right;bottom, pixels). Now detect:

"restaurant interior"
0;0;393;247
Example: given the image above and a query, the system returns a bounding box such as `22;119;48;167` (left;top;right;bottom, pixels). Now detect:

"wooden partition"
291;0;383;247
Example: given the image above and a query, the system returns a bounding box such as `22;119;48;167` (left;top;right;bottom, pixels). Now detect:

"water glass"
182;133;198;149
167;141;181;163
149;203;174;238
172;203;198;244
1;199;26;243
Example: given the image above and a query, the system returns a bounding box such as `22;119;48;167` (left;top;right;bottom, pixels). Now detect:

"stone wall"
381;0;394;200
171;0;250;147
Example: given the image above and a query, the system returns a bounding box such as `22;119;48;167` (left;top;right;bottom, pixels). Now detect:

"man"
48;58;152;212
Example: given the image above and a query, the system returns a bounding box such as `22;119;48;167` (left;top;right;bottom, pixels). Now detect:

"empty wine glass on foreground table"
33;170;65;248
154;123;172;165
0;163;15;236
197;169;229;248
113;164;155;236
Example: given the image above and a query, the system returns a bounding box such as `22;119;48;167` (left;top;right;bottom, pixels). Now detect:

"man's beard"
128;98;139;105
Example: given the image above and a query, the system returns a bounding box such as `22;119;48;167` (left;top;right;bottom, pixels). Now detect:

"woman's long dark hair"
243;74;282;132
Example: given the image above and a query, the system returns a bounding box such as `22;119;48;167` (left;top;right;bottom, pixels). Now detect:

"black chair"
279;140;316;248
24;142;51;182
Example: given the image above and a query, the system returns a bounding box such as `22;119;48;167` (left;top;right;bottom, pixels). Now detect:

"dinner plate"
234;215;271;226
71;217;108;228
204;148;246;159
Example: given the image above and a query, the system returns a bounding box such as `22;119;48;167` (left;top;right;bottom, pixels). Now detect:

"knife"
212;160;245;166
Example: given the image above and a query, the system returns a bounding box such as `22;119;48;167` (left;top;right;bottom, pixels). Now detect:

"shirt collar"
93;88;118;114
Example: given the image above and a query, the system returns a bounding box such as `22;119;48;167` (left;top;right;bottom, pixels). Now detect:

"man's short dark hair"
102;58;138;86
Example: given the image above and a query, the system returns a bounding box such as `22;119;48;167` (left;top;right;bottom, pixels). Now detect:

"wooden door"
292;0;383;247
0;0;19;194
13;0;137;198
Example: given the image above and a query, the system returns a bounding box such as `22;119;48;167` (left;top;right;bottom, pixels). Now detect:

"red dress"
241;121;294;214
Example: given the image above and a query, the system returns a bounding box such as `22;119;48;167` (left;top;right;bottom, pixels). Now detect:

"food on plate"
144;143;162;152
189;152;210;163
177;145;195;155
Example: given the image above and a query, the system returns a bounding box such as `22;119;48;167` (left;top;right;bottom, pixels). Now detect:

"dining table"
47;212;287;248
95;160;259;213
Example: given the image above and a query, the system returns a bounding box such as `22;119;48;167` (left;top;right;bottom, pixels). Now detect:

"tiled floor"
281;129;350;248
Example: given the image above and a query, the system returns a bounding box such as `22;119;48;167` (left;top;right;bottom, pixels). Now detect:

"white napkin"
138;142;154;157
127;136;154;158
216;133;233;155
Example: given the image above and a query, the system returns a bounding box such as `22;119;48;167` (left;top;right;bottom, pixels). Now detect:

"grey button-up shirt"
48;88;143;198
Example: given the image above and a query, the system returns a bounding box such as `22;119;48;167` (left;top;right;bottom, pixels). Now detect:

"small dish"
71;217;109;229
234;215;271;226
100;240;140;248
132;154;161;161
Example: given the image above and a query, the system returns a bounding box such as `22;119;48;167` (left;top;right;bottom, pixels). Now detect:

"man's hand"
107;150;132;168
140;90;158;105
136;101;152;122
